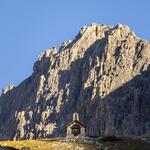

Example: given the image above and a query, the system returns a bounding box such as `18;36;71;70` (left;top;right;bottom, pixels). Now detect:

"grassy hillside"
0;139;98;150
0;137;150;150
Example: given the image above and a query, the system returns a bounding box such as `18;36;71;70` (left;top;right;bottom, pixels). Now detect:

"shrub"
100;135;122;142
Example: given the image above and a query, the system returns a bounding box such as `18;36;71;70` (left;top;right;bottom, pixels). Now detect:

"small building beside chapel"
65;113;86;138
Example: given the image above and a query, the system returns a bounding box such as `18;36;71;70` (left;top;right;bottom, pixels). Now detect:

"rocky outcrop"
0;23;150;140
2;84;15;95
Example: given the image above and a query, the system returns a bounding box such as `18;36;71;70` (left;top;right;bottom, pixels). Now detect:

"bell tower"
73;112;79;121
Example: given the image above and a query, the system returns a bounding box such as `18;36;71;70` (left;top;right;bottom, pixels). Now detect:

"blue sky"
0;0;150;93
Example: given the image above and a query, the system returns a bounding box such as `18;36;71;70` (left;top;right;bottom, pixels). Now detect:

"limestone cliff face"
0;23;150;140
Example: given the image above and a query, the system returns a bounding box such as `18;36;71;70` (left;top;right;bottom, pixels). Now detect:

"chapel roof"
65;120;86;128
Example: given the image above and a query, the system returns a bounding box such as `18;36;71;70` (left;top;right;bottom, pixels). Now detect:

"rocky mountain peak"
0;23;150;140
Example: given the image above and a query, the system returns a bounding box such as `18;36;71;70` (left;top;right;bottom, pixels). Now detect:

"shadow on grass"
98;137;150;150
0;146;18;150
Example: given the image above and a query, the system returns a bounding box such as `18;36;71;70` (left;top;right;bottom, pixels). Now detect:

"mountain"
0;23;150;140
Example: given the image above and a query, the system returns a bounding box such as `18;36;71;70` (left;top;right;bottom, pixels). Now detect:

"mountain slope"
0;23;150;140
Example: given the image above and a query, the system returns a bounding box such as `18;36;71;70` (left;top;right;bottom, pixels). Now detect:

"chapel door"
71;124;81;136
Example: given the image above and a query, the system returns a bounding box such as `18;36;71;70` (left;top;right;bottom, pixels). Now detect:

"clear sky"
0;0;150;93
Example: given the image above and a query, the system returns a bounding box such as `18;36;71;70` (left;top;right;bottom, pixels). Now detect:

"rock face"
2;84;15;95
0;23;150;140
